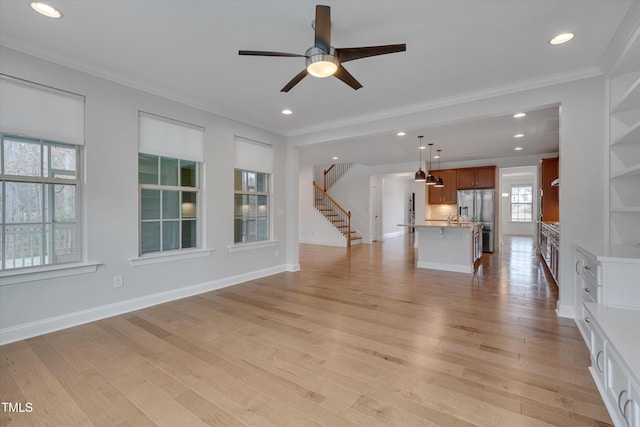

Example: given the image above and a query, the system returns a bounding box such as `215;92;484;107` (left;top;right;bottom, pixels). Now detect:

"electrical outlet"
113;275;124;288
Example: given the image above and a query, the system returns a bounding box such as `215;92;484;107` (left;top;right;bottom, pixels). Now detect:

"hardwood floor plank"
1;341;92;426
0;235;612;426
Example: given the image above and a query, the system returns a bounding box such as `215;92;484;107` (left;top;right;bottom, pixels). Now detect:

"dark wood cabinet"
456;166;496;189
456;168;476;189
428;169;457;204
475;166;496;189
540;157;559;222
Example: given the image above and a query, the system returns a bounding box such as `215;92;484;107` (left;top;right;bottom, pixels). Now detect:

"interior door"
370;184;381;242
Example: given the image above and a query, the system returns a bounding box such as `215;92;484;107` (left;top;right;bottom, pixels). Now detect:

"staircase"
313;181;362;246
319;162;354;191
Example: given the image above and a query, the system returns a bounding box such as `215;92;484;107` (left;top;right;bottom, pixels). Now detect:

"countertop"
584;302;640;384
574;241;640;263
399;221;482;229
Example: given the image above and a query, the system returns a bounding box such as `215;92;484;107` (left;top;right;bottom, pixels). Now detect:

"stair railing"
313;181;352;247
323;162;354;191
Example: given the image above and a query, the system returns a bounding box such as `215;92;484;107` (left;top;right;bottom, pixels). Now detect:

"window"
137;112;204;256
0;75;85;273
138;154;200;254
1;135;81;270
234;169;270;243
234;137;273;244
511;185;533;222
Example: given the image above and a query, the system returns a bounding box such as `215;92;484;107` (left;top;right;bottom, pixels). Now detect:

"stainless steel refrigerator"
457;189;495;253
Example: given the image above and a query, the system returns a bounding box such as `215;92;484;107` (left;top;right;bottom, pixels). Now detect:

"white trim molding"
0;263;289;345
129;248;214;267
0;262;101;286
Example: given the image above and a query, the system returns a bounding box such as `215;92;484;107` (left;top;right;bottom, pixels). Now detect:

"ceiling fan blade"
334;65;362;90
281;69;309;92
314;5;331;53
335;44;406;63
239;50;305;57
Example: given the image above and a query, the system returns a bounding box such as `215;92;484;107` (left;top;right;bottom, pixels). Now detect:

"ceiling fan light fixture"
306;47;339;78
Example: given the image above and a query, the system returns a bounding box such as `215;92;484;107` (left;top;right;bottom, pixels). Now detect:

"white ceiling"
0;0;636;167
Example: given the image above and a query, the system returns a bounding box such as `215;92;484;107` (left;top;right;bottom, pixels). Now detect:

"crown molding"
599;0;640;75
286;66;603;138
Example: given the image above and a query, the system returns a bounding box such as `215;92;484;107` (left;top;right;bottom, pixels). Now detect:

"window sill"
0;262;102;286
228;240;279;253
129;248;214;267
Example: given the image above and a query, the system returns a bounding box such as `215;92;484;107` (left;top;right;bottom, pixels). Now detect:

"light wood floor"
1;235;611;426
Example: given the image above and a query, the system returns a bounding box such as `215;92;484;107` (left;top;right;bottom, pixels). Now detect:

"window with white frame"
510;184;533;222
234;138;272;244
138;112;204;255
1;137;81;269
0;75;85;271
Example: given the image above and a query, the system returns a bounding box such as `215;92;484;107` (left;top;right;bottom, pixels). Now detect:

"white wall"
0;47;292;344
500;166;537;236
382;176;412;238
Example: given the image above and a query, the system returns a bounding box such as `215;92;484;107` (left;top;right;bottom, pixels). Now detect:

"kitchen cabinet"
574;242;640;426
427;169;457;204
574;244;599;344
582;303;640;427
539;222;559;283
608;29;640;244
456;166;496;189
539;157;559;222
414;222;482;273
472;224;482;264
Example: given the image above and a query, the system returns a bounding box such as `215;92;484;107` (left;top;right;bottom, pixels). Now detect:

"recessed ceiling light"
550;33;574;45
397;131;406;136
433;154;440;159
419;145;426;150
332;156;339;160
514;133;524;138
30;2;63;18
514;146;523;151
513;113;526;118
281;109;293;115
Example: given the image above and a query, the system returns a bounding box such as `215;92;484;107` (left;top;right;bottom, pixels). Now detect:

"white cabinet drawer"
589;319;606;385
606;344;640;427
629;380;640;427
582;276;598;303
576;247;598;283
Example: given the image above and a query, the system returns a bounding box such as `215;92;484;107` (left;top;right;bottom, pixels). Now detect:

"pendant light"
426;143;436;185
414;136;426;182
434;149;444;187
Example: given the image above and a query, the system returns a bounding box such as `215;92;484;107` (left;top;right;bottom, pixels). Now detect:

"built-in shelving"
608;25;640;245
611;71;640;113
611;162;640;178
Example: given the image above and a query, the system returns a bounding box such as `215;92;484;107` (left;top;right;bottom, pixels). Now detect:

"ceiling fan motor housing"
305;46;339;78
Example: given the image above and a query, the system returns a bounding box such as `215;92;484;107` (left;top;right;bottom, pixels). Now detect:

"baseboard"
298;239;346;247
383;231;405;239
0;265;288;346
417;261;472;274
555;303;576;319
286;263;301;272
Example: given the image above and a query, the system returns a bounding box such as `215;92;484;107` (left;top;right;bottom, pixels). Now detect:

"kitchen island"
411;221;483;273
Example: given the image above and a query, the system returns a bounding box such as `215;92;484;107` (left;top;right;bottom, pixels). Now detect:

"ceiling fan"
239;5;406;92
